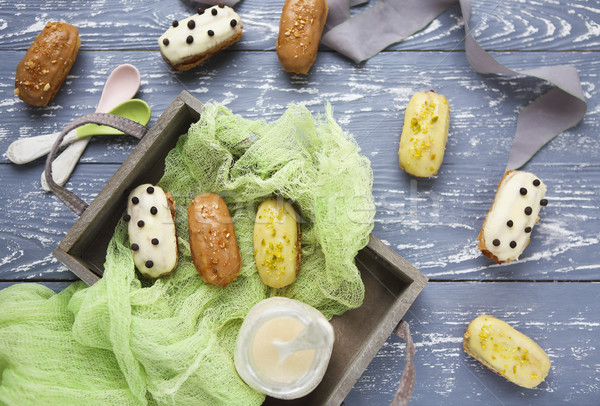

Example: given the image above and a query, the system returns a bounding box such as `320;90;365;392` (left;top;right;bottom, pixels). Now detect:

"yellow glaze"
398;91;450;177
464;315;551;388
254;198;300;288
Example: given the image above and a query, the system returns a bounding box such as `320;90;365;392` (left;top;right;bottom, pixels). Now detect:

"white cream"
158;5;242;66
251;317;316;383
482;171;547;262
126;184;177;277
234;297;334;400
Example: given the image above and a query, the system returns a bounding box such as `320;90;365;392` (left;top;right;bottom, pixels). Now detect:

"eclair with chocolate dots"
126;184;178;278
478;170;548;264
158;4;243;71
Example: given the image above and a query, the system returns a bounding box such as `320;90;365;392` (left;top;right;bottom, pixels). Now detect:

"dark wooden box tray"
53;91;427;405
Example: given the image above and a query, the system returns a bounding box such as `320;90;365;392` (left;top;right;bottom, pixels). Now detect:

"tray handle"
44;113;148;216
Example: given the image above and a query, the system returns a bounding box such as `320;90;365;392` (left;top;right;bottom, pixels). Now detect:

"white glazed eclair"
126;184;178;278
478;170;548;263
398;90;450;177
158;4;243;71
464;315;551;388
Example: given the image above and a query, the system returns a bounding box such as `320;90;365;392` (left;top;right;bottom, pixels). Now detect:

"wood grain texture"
0;0;598;51
1;51;598;281
0;0;598;404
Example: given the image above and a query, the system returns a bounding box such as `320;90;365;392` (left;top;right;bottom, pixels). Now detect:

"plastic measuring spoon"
41;64;141;191
6;99;150;164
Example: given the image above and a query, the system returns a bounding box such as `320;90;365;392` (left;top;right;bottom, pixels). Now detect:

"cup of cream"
234;297;335;399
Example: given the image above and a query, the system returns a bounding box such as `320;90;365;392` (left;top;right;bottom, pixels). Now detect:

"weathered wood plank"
1;50;599;165
1;160;598;282
346;282;600;405
0;0;598;51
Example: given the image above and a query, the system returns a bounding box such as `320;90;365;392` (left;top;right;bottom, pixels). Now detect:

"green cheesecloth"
0;103;375;405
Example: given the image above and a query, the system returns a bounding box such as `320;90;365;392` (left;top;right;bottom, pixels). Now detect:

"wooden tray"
53;91;427;405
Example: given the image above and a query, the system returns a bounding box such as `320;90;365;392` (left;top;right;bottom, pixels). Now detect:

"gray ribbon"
45;113;148;216
390;320;416;406
322;0;587;170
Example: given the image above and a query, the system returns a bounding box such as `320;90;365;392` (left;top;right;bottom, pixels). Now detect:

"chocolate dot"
540;199;548;206
525;227;532;233
493;239;500;247
172;20;179;27
207;29;214;36
124;214;131;222
510;241;517;249
211;8;218;15
188;20;195;29
131;243;139;251
218;2;225;7
152;238;159;245
132;196;139;205
533;179;540;187
198;8;205;15
137;220;145;228
186;35;193;44
150;206;158;215
145;260;154;268
147;186;154;194
524;206;533;215
230;19;237;28
520;187;527;195
162;38;169;46
506;220;513;227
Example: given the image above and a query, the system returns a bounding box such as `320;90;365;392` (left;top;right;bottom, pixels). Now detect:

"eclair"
464;315;551;388
188;193;242;287
398;90;450;177
253;197;301;288
15;22;80;106
478;170;548;264
126;184;178;278
276;0;329;74
158;4;243;71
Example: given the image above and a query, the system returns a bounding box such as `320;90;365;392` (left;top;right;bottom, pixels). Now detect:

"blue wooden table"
1;1;599;404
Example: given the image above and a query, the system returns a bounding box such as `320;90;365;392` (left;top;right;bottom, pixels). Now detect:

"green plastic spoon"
75;98;151;138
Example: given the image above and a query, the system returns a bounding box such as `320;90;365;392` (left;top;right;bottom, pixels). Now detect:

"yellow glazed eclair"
253;198;301;288
398;90;450;177
463;315;551;388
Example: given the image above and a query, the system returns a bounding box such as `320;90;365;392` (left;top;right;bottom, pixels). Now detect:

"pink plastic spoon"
41;64;141;191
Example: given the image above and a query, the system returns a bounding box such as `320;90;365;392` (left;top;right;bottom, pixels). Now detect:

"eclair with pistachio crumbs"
253;197;301;288
463;315;551;388
398;90;450;177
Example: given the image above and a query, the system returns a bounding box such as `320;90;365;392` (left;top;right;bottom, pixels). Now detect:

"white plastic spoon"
41;64;141;191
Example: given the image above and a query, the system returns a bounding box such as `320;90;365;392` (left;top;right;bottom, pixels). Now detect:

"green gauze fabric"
0;102;375;406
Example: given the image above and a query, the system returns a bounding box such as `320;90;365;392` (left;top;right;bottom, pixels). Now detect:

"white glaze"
158;5;242;65
482;171;547;262
127;184;177;277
